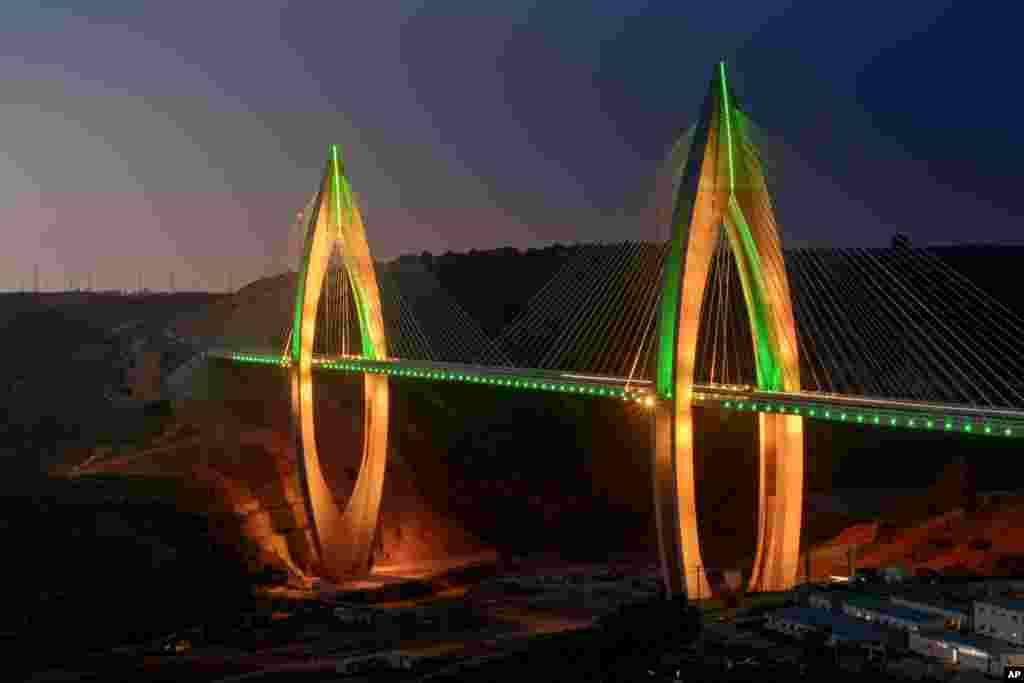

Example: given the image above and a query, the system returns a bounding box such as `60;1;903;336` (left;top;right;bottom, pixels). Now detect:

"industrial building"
890;594;971;631
765;606;887;647
840;594;946;632
908;630;1024;678
974;598;1024;645
333;604;375;627
807;589;860;612
772;580;1024;675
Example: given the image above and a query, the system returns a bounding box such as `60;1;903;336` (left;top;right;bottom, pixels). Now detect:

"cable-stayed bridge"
205;62;1024;601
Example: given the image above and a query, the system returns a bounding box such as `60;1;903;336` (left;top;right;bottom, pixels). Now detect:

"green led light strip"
221;352;653;402
719;61;735;190
714;396;1021;438
330;144;376;359
218;353;1024;435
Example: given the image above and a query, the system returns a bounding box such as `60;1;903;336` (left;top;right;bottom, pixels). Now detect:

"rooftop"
770;606;888;642
977;597;1024;612
918;629;1024;656
808;588;862;602
891;592;971;616
842;595;944;624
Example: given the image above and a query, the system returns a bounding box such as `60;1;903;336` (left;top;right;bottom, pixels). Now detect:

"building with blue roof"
985;598;1024;611
909;629;1024;678
840;594;946;632
765;606;888;646
890;591;971;631
975;598;1024;646
807;589;861;611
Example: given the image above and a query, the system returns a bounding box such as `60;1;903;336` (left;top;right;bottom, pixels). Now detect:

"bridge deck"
208;349;1024;437
693;385;1024;438
208;349;652;401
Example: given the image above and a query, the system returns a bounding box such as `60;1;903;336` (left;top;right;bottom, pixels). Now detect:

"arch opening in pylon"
289;145;390;581
652;62;804;598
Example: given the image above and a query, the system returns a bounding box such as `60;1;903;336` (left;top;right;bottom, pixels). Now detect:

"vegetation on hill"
169;244;1024;574
4;244;1022;636
0;292;218;487
2;474;252;673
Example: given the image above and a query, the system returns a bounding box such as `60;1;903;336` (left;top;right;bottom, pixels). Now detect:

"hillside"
169;275;293;349
1;474;253;670
809;499;1024;580
0;292;220;489
72;243;1024;584
170;246;582;350
806;460;1024;580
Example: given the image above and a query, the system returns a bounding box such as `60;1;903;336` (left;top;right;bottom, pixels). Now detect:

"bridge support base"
748;412;803;592
652;402;804;598
291;367;389;581
652;400;711;600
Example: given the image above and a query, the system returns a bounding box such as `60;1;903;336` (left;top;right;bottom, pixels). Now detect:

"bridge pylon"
289;144;390;581
653;62;803;598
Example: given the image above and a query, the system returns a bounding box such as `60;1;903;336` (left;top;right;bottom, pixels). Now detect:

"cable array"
493;241;669;379
215;132;1024;415
375;262;512;366
693;241;1024;409
222;220;1024;412
785;247;1024;408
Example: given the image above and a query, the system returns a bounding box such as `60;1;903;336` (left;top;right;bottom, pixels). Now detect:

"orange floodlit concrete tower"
653;62;803;598
289;145;390;580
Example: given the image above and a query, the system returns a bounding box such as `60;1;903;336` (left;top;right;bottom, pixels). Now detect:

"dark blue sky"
2;0;1021;290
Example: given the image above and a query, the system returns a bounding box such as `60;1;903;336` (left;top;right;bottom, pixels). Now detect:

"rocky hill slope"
123;245;1024;582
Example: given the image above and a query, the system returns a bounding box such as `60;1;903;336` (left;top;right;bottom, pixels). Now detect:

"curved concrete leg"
289;146;392;581
291;365;388;580
653;400;711;599
748;412;803;591
654;64;804;598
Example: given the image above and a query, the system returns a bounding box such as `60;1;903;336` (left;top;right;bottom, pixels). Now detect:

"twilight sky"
2;0;1022;291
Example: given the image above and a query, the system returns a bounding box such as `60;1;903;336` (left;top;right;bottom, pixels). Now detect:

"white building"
335;651;417;675
333;604;375;626
841;595;946;633
765;606;887;647
891;595;970;631
974;598;1024;645
807;589;858;611
909;630;1024;678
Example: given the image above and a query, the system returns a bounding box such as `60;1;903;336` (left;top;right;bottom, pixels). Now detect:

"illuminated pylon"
653;62;803;598
290;145;389;580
